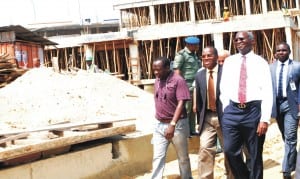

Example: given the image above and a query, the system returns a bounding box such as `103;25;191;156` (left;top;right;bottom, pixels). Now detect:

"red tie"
238;56;247;103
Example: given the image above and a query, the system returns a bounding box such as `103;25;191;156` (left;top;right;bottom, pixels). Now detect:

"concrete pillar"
129;42;140;81
261;0;267;14
213;33;224;51
295;0;300;29
245;0;251;15
119;10;123;29
215;0;221;19
189;0;195;22
149;5;155;25
285;27;293;58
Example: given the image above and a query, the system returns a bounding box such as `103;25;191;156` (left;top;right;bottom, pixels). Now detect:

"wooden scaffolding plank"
0;123;136;162
0;118;135;136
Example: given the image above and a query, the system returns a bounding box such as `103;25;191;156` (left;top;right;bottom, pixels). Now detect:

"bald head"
218;49;230;65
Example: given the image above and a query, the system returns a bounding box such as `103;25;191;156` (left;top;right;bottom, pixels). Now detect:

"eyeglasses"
234;38;246;42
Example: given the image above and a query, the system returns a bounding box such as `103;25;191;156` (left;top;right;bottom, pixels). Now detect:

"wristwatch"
170;121;176;126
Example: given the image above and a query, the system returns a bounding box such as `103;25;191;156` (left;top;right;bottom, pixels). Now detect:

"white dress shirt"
220;51;273;123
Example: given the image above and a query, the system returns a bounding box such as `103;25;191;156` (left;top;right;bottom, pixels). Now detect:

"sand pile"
0;67;155;133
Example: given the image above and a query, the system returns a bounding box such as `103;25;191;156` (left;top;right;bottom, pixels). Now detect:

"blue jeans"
276;101;299;173
151;118;192;179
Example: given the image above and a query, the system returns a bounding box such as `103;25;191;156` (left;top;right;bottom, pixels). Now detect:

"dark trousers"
221;101;263;179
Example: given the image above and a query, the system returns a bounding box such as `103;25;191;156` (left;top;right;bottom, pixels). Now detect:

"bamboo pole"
123;42;130;80
175;37;180;53
104;43;109;71
148;40;153;79
113;41;117;73
167;38;170;58
80;46;84;69
64;48;68;70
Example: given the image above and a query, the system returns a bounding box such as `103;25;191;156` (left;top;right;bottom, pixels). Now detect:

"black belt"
230;100;261;109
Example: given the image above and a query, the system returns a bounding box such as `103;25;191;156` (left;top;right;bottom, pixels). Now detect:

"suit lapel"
200;69;207;99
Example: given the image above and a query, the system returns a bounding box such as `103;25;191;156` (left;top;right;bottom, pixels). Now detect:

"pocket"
279;100;290;113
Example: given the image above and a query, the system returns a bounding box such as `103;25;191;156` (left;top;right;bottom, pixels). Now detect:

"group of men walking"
151;31;300;179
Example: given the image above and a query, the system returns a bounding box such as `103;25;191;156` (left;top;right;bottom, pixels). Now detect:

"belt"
230;100;260;109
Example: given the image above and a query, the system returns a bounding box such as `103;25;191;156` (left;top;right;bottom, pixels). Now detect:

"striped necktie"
238;56;247;104
278;63;285;98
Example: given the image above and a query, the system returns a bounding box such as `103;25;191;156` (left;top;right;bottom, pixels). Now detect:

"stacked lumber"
0;53;27;88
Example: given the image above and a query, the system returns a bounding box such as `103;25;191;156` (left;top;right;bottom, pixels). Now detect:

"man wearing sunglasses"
220;31;273;179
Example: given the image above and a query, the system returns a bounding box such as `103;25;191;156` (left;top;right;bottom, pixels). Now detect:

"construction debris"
0;53;27;88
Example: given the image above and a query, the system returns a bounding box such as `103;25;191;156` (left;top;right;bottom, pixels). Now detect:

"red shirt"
154;71;190;120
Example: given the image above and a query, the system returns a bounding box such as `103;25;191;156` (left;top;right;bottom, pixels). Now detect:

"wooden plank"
0;133;29;145
0;118;135;136
0;123;136;162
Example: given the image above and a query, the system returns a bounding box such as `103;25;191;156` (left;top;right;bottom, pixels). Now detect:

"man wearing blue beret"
173;36;201;136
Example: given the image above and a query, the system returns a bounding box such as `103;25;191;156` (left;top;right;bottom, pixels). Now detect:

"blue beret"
185;36;200;44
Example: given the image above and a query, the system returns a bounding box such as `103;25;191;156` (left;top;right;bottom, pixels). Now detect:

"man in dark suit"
220;31;272;179
270;42;300;179
194;46;231;179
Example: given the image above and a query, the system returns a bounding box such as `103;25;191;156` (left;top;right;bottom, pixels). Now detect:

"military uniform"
173;37;201;134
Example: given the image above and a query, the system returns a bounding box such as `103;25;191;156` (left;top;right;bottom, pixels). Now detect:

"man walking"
151;57;192;179
173;36;201;135
194;46;232;179
220;31;273;179
270;42;300;179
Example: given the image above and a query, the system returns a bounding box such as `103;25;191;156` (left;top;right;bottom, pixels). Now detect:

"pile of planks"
0;53;27;88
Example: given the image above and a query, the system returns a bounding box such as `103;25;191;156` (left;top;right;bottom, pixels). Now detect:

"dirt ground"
135;121;299;179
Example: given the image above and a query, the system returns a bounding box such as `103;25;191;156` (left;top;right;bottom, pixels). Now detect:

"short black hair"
204;46;218;56
277;42;291;53
153;57;170;68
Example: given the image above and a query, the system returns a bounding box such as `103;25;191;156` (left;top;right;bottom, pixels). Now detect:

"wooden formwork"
195;1;216;20
0;118;135;166
44;40;131;80
121;7;150;28
155;2;190;24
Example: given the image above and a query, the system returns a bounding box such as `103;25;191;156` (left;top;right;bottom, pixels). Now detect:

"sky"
0;0;119;26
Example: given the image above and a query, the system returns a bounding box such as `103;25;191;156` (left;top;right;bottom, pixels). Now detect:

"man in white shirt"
220;31;273;179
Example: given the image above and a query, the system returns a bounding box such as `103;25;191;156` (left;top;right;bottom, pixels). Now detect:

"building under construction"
38;0;300;84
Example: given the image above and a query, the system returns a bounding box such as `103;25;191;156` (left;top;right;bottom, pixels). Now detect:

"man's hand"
164;125;175;140
257;122;268;136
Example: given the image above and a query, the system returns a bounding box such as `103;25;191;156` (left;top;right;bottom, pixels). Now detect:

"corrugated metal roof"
0;25;57;45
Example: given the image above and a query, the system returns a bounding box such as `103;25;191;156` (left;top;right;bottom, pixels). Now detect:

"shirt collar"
239;51;254;58
277;59;290;67
207;65;218;74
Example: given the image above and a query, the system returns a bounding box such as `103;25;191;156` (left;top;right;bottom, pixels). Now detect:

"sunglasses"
234;38;246;42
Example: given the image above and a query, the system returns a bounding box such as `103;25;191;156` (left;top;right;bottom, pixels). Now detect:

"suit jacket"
270;59;300;119
194;65;223;135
